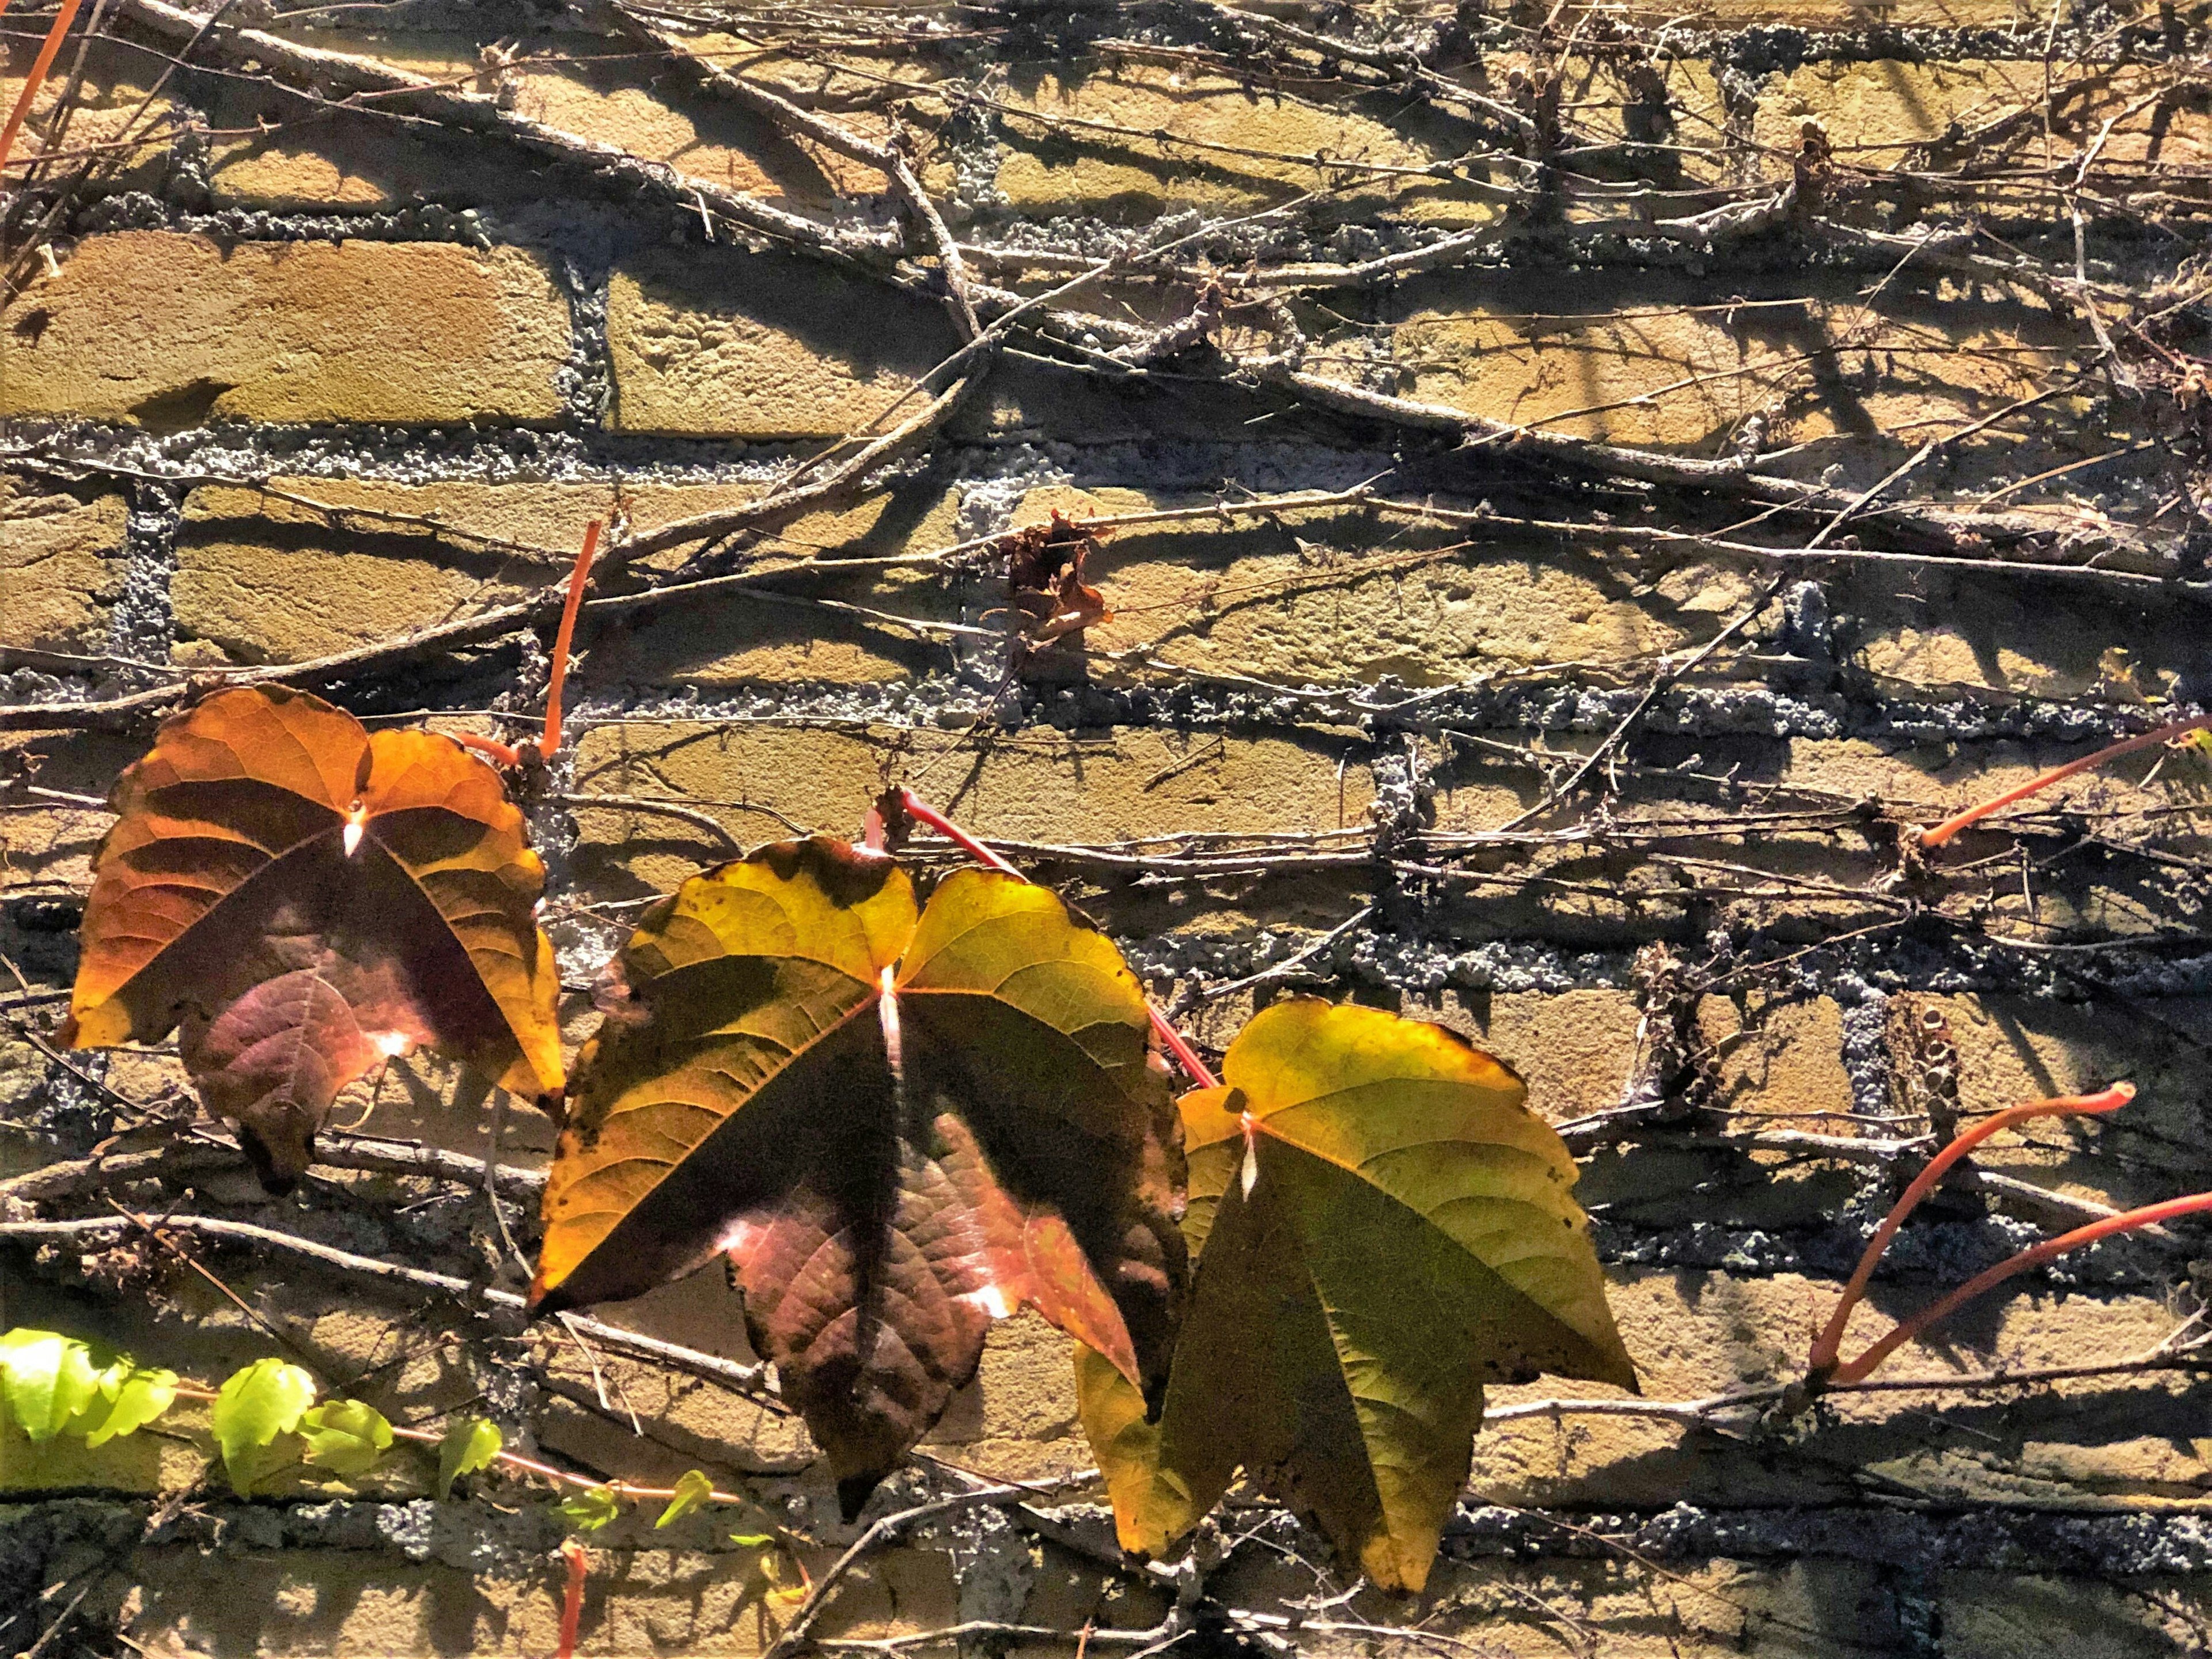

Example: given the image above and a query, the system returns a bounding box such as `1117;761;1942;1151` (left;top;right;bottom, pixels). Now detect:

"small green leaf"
559;1484;620;1532
212;1357;317;1496
299;1399;393;1476
436;1417;503;1498
728;1532;776;1548
83;1365;180;1448
656;1468;713;1528
0;1329;105;1442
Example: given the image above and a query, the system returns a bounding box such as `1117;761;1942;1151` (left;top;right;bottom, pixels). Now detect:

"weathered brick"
118;1540;960;1657
0;233;571;425
608;247;960;437
173;478;962;680
203;109;509;211
207;29;903;211
1677;0;2036;21
1904;993;2212;1210
1476;1269;2190;1509
1941;1575;2211;1659
983;63;1481;225
1014;486;1718;683
1700;994;1854;1120
593;483;965;688
1466;51;1733;194
1840;561;2210;699
510;49;889;209
0;730;138;896
570;721;1374;896
1391;270;2082;454
173;479;598;665
1406;988;1645;1123
1754;59;2212;175
0;482;128;654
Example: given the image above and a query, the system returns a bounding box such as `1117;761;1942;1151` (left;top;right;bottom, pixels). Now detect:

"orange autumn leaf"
62;685;564;1187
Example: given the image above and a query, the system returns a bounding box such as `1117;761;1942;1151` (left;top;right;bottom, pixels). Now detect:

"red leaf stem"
0;0;87;173
455;731;525;768
554;1541;588;1659
1832;1187;2212;1384
1918;715;2212;847
1809;1083;2134;1374
895;788;1219;1090
538;520;601;762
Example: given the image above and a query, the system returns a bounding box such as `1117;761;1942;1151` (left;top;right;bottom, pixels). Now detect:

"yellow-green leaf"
533;838;1185;1519
300;1398;393;1476
213;1357;317;1496
560;1484;620;1532
83;1365;179;1448
1077;998;1637;1593
656;1468;714;1528
0;1330;104;1442
437;1417;503;1497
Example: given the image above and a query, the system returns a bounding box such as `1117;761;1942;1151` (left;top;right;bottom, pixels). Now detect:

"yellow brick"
608;248;960;438
507;51;888;209
1942;1574;2206;1659
921;1308;1094;1486
1;233;570;426
987;63;1486;225
1755;59;2212;173
1014;486;1707;683
1463;51;1732;195
1391;271;2080;452
173;479;599;665
1406;988;1645;1123
1847;562;2203;700
1909;993;2212;1211
1700;994;1854;1120
203;109;507;210
594;483;966;688
0;731;138;895
172;478;964;680
0;484;127;654
1476;1269;2187;1509
1677;0;2037;21
570;721;1373;896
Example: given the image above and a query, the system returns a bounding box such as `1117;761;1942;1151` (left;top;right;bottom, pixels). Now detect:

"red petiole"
456;520;601;770
1918;714;2212;847
0;0;88;176
1832;1188;2212;1384
892;787;1219;1090
554;1540;588;1659
1809;1082;2177;1385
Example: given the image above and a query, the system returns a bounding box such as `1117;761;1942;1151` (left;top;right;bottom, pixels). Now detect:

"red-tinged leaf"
532;837;1184;1517
62;687;563;1187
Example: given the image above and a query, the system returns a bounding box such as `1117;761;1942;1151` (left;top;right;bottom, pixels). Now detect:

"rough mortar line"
105;478;182;668
553;253;615;432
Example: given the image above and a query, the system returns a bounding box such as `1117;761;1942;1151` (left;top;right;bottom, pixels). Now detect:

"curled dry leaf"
532;836;1185;1517
62;687;564;1188
1077;998;1637;1593
1003;510;1112;655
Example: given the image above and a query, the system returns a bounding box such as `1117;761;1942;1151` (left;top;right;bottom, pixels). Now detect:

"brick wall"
5;0;2212;1650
